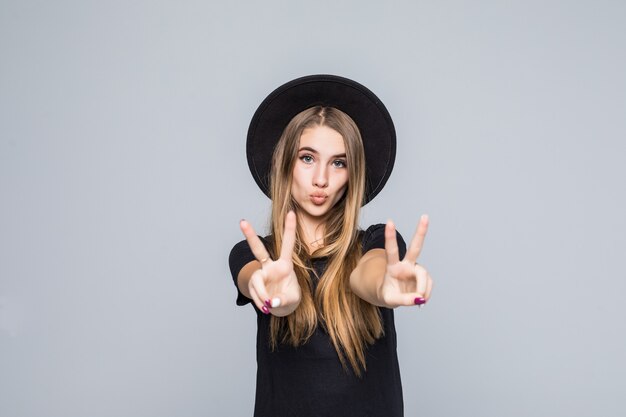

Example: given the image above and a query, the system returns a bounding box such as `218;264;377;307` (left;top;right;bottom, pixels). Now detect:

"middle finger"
405;214;429;264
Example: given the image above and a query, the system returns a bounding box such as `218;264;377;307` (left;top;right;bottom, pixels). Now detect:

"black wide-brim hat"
247;74;396;205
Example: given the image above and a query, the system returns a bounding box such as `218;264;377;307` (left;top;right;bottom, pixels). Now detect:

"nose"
313;164;328;188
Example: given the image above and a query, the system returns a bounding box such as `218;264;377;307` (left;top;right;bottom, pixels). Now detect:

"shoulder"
359;224;406;257
228;235;274;275
229;234;273;253
360;224;386;248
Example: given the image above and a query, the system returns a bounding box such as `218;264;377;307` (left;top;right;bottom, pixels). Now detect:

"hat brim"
246;74;396;205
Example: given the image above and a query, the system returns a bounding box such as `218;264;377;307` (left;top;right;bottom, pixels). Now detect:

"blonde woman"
229;75;433;417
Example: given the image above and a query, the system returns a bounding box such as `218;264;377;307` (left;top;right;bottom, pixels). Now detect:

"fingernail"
261;305;270;314
414;297;426;305
271;298;281;308
264;299;272;308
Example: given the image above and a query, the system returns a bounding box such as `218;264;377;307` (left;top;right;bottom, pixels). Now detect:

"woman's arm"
350;217;433;308
349;248;388;307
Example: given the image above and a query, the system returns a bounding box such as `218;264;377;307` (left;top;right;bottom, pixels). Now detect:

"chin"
298;203;329;219
308;202;344;219
304;208;330;219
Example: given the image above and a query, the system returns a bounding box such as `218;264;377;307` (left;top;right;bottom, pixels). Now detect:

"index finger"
405;214;429;263
385;220;401;265
240;219;272;263
279;211;296;261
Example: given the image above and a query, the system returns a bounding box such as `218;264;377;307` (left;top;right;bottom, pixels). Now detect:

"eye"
332;159;347;168
300;154;314;164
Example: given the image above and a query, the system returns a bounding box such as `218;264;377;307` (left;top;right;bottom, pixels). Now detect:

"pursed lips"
309;192;328;205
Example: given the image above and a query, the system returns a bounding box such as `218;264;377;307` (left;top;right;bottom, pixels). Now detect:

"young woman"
229;75;433;417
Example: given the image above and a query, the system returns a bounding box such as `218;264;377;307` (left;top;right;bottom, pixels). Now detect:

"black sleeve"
228;239;256;306
361;224;407;259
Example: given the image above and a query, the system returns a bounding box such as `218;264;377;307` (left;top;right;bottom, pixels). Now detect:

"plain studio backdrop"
1;1;625;416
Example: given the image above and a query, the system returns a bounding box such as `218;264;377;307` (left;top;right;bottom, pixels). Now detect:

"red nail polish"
414;297;426;305
261;305;270;314
264;300;272;308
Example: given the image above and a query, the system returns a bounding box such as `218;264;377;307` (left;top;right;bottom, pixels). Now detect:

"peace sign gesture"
239;211;301;317
380;215;434;308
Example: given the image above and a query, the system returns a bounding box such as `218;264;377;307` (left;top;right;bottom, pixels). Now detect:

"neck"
298;212;327;253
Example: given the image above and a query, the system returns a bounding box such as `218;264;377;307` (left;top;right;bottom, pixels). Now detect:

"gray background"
1;1;625;416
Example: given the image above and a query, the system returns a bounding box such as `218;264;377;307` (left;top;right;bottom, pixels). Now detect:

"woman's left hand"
379;215;434;308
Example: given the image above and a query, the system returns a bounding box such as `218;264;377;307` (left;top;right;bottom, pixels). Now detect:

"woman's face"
291;125;349;224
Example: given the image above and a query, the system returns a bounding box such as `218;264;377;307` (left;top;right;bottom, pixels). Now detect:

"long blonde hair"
269;106;383;375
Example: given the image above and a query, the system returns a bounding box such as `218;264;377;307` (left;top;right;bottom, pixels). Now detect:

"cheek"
335;173;349;196
339;172;349;190
291;168;305;194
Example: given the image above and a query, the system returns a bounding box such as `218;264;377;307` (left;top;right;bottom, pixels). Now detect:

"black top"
229;224;407;417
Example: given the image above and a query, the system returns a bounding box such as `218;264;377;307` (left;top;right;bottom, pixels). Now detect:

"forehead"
299;125;345;154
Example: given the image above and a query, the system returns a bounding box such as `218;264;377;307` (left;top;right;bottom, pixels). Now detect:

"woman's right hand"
239;211;301;316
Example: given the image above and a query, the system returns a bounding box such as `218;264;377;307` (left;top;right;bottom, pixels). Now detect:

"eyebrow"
298;146;347;158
